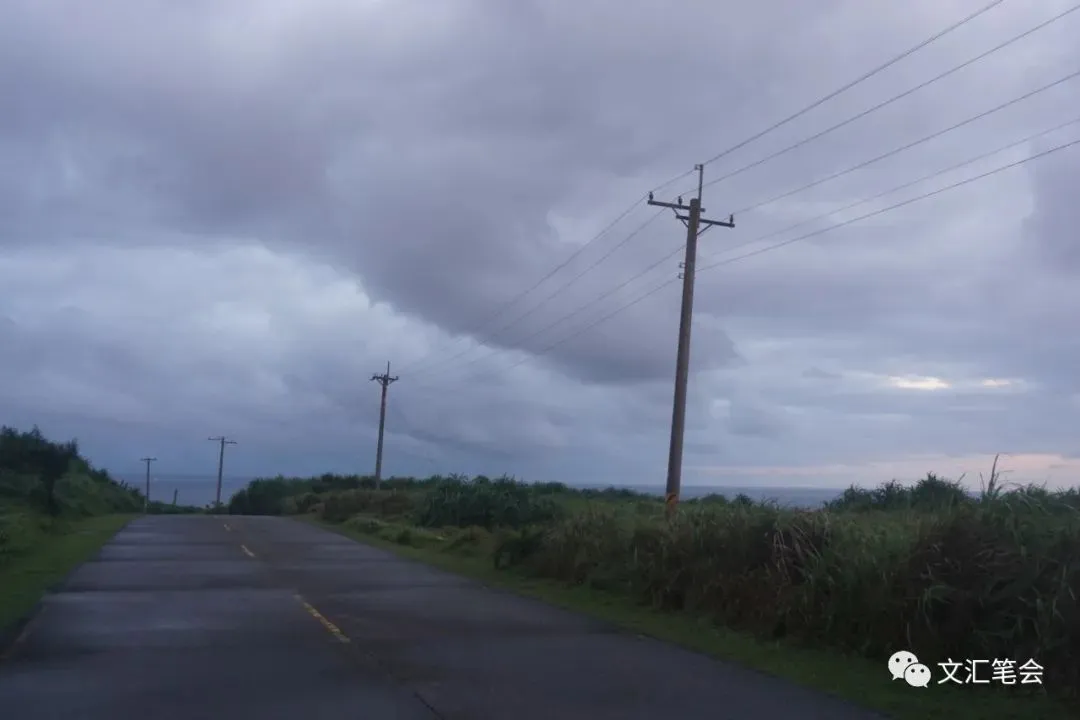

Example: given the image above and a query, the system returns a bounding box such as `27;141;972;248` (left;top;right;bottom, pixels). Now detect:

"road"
0;515;885;719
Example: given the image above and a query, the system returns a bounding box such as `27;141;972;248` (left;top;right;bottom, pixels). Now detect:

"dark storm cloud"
2;0;1080;485
0;0;856;385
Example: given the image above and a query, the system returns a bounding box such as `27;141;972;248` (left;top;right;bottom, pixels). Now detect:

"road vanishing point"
0;516;885;719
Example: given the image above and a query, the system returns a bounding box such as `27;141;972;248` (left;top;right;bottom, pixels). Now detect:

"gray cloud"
2;0;1080;493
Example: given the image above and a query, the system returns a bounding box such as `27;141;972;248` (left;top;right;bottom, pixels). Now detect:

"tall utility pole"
648;164;735;517
140;457;156;512
370;361;398;490
208;436;237;509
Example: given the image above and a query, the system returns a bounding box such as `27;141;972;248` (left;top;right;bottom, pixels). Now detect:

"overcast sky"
2;0;1080;491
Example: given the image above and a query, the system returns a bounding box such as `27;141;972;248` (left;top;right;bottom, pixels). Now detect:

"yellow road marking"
223;523;231;531
296;595;350;644
240;544;255;558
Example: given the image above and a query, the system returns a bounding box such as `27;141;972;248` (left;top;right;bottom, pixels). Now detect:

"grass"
303;512;1076;720
0;513;134;640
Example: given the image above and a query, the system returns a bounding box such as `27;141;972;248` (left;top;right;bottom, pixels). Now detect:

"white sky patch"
888;375;951;390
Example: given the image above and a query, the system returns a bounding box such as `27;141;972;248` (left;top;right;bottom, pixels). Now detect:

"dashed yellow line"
296;595;350;644
240;544;255;558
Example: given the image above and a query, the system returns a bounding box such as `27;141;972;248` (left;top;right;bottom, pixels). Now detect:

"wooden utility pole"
208;436;237;510
648;164;735;517
140;457;156;512
370;361;398;489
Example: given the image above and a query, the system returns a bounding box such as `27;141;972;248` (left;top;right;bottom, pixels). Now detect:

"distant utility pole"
208;436;237;509
140;457;157;512
172;488;178;507
370;361;399;490
648;164;735;517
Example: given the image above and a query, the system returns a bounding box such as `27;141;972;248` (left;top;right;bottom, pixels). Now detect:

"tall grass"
502;479;1079;696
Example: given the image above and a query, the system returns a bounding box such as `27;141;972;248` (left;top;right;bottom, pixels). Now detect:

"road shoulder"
0;513;134;656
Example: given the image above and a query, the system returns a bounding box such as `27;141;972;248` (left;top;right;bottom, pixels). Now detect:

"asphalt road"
0;515;886;719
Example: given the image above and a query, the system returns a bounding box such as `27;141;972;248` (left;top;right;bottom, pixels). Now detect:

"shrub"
413;475;562;530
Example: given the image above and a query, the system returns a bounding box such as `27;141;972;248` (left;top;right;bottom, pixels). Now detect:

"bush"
413;475;562;530
494;489;1080;697
0;425;143;518
319;489;415;522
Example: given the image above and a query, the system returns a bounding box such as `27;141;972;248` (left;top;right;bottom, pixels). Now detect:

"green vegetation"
0;514;133;636
231;467;1080;719
1;425;166;637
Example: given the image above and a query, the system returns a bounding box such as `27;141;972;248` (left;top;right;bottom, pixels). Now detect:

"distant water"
113;474;255;508
113;474;845;511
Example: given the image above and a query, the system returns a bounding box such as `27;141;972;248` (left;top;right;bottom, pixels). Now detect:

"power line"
703;114;1080;262
413;105;1062;388
699;0;1008;168
438;277;680;394
394;1;1017;381
395;197;651;376
679;2;1080;198
409;108;1078;392
729;67;1080;216
410;209;667;380
697;134;1080;274
420;131;1080;397
649;167;698;195
408;223;683;389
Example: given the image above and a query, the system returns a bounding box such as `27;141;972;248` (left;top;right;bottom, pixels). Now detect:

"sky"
2;0;1080;491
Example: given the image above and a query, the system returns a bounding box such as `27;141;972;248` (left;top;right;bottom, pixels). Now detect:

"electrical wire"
411;121;1080;389
699;0;1008;169
394;194;651;375
728;67;1080;217
409;209;667;379
409;239;683;390
701;114;1080;262
412;109;1080;388
419;131;1080;394
674;1;1080;199
395;1;1076;385
697;135;1080;274
396;1;1018;377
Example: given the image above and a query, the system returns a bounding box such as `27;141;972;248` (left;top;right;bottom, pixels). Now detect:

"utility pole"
140;457;156;512
172;488;178;507
370;361;398;490
648;164;735;517
208;436;237;510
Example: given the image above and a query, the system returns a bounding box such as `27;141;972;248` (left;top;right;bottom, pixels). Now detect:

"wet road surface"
0;515;885;719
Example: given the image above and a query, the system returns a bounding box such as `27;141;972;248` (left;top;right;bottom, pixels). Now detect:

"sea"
114;473;845;511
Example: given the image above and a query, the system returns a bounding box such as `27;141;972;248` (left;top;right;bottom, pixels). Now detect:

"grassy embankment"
0;425;195;638
227;467;1080;720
